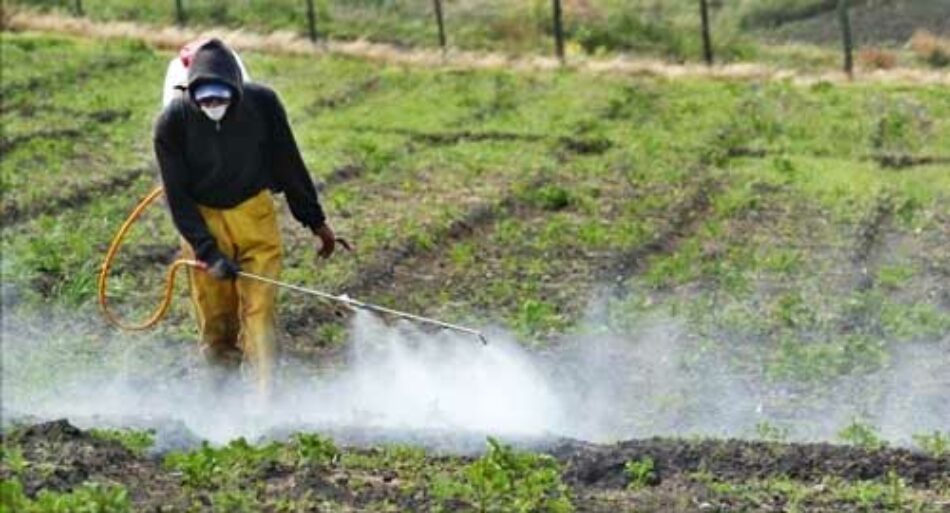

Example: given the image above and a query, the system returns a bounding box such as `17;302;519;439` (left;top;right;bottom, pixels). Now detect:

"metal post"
433;0;447;52
306;0;318;43
837;0;854;78
699;0;713;66
552;0;565;63
175;0;186;26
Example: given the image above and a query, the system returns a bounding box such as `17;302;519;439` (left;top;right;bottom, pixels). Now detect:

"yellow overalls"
180;190;281;396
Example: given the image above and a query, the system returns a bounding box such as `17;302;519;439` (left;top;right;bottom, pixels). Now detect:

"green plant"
1;479;131;513
522;184;573;211
835;472;908;509
754;421;791;442
89;428;155;456
870;99;931;155
513;298;563;337
624;457;657;490
293;433;339;467
838;419;887;450
313;322;348;347
770;292;816;329
432;437;572;513
1;446;28;475
449;241;477;267
874;264;915;290
164;438;282;489
164;442;223;489
912;431;948;457
210;489;258;513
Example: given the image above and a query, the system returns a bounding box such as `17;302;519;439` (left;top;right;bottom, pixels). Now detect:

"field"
1;11;949;513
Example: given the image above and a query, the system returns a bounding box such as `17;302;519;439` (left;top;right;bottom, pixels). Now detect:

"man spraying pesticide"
154;38;345;397
99;39;486;400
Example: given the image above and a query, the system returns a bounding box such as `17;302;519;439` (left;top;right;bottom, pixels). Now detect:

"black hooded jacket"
153;39;325;264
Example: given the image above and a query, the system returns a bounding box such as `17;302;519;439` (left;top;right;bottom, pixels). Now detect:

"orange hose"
97;186;204;330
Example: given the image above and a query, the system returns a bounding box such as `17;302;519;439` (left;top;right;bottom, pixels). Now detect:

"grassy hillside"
1;29;948;511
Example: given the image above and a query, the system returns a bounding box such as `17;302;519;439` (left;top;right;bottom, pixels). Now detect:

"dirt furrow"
697;145;950;171
1;165;151;228
851;192;894;291
321;125;614;156
555;437;949;488
0;53;143;109
872;153;950;169
304;76;382;116
606;178;716;293
0;128;84;157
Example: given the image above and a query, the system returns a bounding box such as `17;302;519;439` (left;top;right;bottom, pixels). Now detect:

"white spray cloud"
2;299;947;451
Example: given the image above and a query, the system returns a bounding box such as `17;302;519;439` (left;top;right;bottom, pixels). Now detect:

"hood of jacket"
187;39;244;105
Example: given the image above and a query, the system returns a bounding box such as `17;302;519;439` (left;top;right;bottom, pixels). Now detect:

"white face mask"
201;104;228;122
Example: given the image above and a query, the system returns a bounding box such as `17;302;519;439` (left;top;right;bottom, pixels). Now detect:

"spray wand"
98;186;488;344
236;270;488;344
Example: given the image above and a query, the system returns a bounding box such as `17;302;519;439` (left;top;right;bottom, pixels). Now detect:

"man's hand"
313;223;352;259
207;256;241;280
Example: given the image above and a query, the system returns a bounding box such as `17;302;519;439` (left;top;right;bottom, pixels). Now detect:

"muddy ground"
3;419;948;512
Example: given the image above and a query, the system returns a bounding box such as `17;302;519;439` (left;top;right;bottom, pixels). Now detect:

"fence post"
699;0;713;66
837;0;854;78
306;0;318;42
552;0;565;63
433;0;447;52
74;0;84;16
175;0;186;26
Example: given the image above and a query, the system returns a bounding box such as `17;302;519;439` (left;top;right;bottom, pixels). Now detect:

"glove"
207;256;240;280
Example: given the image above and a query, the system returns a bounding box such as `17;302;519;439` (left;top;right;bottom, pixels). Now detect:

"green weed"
870;98;932;156
164;438;283;489
292;433;339;467
834;472;909;510
1;478;131;513
1;446;28;476
912;431;949;457
210;489;259;513
754;421;791;442
624;457;657;490
838;419;887;451
432;437;572;513
313;322;348;347
521;184;573;212
513;298;564;338
449;241;477;267
89;428;155;457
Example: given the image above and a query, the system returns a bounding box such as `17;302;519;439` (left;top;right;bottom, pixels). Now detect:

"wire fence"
24;0;883;73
